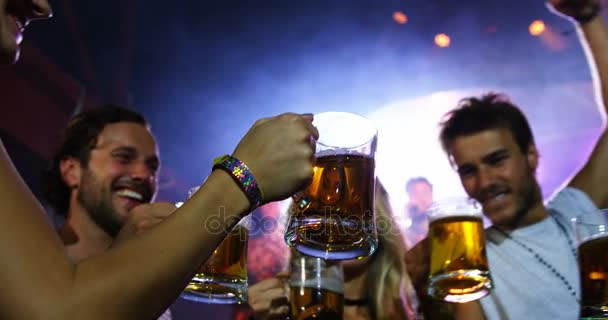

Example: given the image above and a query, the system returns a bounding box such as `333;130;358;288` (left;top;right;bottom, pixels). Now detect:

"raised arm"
550;0;608;208
0;113;316;320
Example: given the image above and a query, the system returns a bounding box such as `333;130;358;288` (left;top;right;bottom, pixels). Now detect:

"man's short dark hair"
439;93;535;156
42;105;148;216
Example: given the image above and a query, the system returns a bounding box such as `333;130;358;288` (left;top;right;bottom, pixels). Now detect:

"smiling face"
0;0;51;64
449;128;543;229
73;122;160;237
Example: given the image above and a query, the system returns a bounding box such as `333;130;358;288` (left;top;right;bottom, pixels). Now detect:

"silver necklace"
491;215;579;302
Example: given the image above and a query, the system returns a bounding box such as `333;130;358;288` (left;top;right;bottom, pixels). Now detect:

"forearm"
0;111;314;319
0;142;249;320
0;141;77;319
578;15;608;123
69;170;250;319
567;15;608;208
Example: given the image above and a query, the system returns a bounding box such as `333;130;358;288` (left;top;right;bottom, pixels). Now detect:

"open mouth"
480;188;510;208
115;189;145;202
111;176;154;207
489;193;507;202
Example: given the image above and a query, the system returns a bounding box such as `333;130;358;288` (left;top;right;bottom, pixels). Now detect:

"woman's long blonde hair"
368;179;413;320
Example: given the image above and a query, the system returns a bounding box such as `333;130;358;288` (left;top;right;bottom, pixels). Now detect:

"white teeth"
116;189;143;201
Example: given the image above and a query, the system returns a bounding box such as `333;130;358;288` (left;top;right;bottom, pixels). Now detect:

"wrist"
212;154;264;211
206;170;251;216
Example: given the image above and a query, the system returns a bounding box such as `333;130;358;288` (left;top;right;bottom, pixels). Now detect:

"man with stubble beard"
0;2;318;318
43;105;172;319
407;0;608;319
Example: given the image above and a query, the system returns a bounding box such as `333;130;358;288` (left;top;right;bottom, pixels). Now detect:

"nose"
28;0;52;20
130;162;156;186
475;166;495;191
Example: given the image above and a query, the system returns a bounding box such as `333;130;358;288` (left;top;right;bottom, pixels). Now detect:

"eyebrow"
481;149;509;163
110;146;137;155
111;146;160;167
455;148;509;174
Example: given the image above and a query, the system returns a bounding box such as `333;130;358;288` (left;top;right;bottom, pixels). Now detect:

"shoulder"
546;187;599;220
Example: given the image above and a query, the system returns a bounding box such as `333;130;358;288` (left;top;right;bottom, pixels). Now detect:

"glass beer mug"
181;187;249;304
574;209;608;319
285;111;378;260
427;197;493;303
289;251;345;320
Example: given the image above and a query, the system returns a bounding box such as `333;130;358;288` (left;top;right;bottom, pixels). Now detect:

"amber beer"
285;153;376;260
578;235;608;317
428;214;492;303
290;286;344;320
182;221;248;304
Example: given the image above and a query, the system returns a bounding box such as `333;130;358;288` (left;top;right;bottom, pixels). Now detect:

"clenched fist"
233;113;319;203
115;202;178;243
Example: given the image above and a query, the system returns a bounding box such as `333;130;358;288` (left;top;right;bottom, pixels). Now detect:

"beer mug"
574;209;608;318
285;111;378;260
289;251;344;320
427;197;492;303
181;187;249;304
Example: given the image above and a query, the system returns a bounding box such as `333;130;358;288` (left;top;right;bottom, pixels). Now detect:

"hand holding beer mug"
181;187;249;304
427;198;492;303
289;251;345;320
285;111;378;260
574;209;608;319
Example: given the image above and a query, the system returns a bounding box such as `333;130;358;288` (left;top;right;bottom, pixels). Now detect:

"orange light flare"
434;33;451;48
393;11;408;25
529;20;546;36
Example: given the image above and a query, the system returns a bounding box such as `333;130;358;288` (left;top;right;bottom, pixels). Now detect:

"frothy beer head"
313;112;377;152
427;197;483;223
290;255;344;291
291;277;345;295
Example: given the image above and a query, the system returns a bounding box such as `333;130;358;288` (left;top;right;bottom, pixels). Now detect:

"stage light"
529;20;546;36
393;11;408;25
435;33;450;48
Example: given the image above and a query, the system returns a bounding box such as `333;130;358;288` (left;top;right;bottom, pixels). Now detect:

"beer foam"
290;277;344;294
314;112;376;149
427;197;482;222
315;150;372;158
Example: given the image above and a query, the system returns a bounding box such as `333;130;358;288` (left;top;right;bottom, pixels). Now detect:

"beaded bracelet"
212;154;264;210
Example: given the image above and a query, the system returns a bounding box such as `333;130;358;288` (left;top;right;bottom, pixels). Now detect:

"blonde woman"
247;180;415;320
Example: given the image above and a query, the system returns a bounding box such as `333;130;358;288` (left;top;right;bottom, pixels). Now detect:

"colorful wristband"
212;154;264;210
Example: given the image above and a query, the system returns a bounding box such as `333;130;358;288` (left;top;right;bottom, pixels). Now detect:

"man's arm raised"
551;0;608;209
0;113;316;320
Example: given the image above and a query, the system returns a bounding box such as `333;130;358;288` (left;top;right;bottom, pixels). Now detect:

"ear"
526;144;539;172
59;157;83;188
